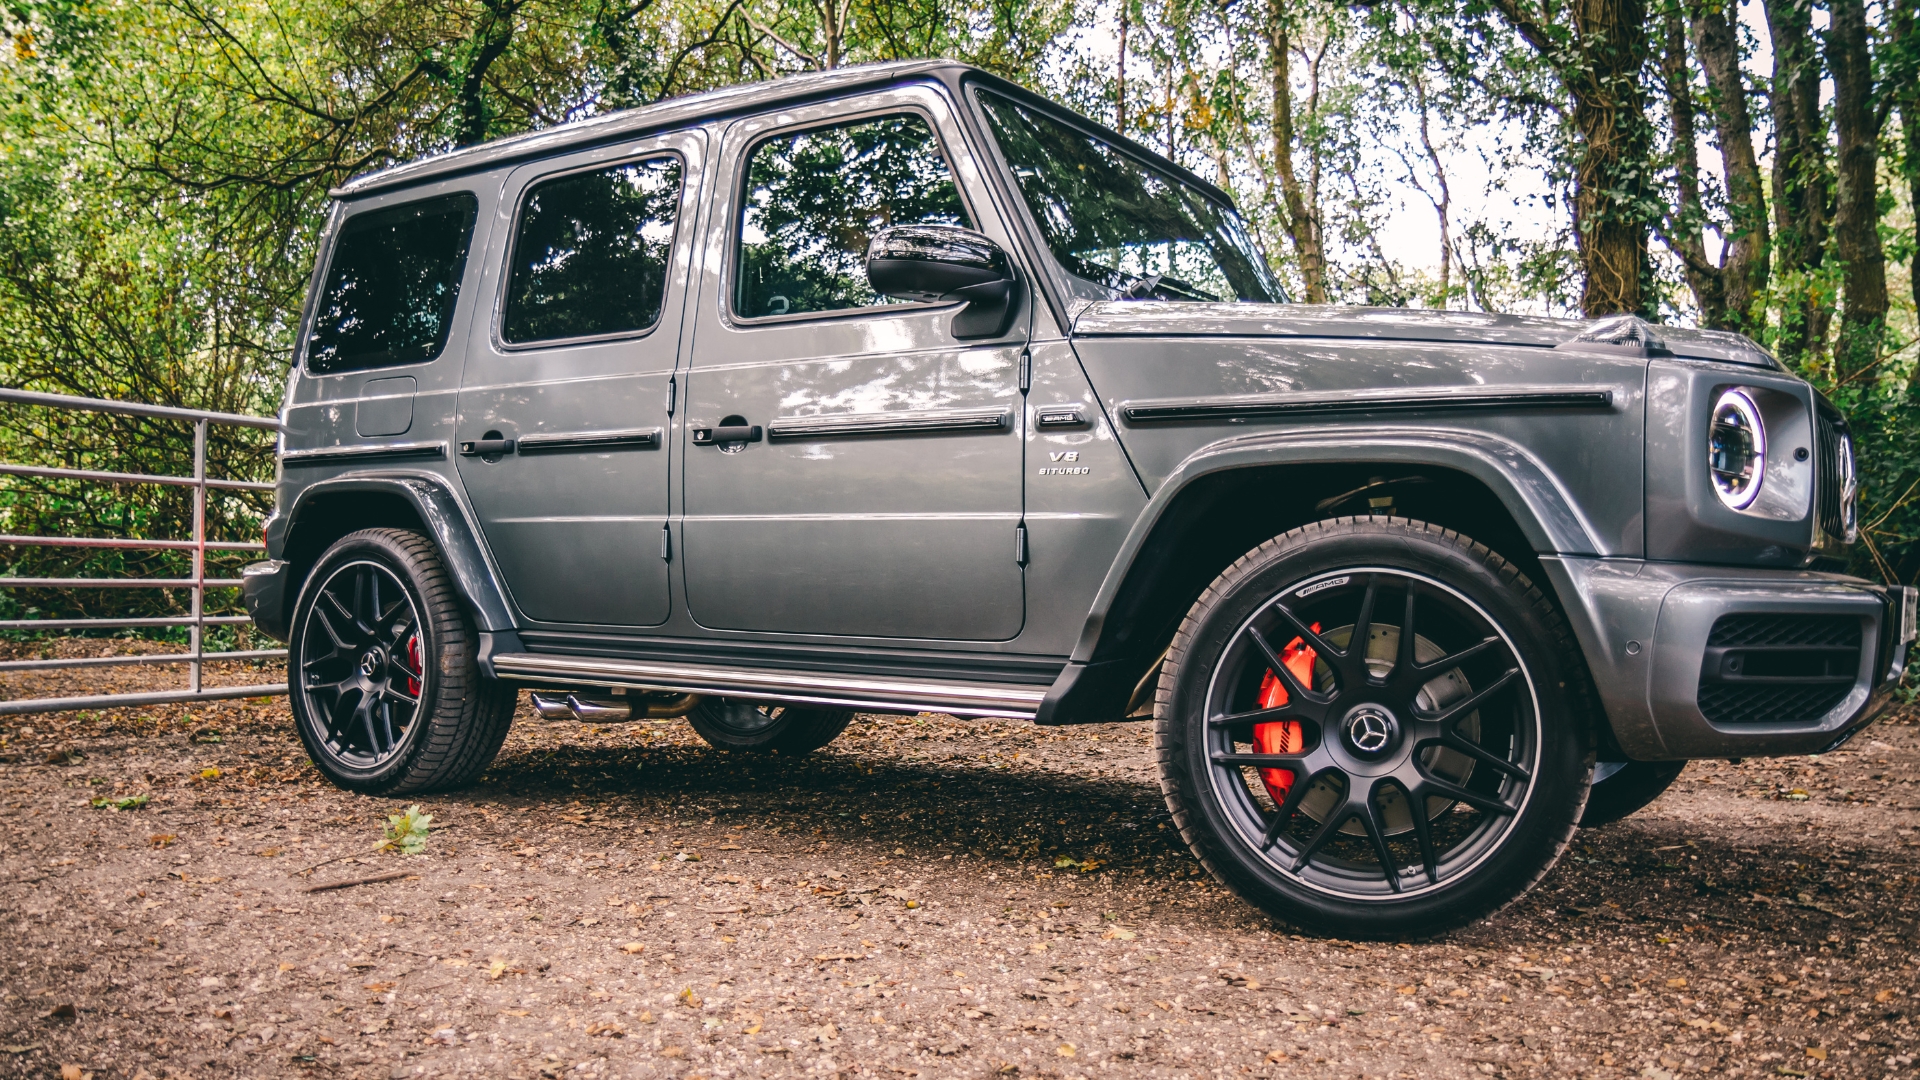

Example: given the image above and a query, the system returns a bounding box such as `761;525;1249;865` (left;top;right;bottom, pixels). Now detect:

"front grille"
1707;613;1860;649
1697;682;1856;726
1696;613;1861;725
1815;410;1852;544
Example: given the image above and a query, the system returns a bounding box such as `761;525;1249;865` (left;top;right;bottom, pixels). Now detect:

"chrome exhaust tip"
528;690;697;722
529;691;575;720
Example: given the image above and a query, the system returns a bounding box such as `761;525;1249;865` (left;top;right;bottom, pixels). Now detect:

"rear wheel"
288;529;515;794
1581;760;1685;826
687;699;854;755
1156;517;1595;938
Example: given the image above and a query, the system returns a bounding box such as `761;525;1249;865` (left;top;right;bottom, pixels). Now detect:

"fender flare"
278;472;516;633
1035;425;1602;724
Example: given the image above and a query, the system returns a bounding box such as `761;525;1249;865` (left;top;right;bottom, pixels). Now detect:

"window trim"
962;82;1284;308
493;148;690;352
302;190;481;377
723;102;981;328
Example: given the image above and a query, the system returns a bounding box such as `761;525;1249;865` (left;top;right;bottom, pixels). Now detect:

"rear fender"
278;473;515;633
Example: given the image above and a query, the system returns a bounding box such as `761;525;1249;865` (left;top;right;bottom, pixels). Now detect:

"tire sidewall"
1161;520;1592;937
288;531;447;793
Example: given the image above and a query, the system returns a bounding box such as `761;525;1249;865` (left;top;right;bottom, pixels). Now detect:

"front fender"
1035;425;1602;725
278;472;516;633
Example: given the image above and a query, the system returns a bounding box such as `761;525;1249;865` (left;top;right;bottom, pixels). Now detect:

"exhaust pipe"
529;691;701;722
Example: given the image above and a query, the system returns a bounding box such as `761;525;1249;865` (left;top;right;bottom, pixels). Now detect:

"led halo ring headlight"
1708;388;1766;511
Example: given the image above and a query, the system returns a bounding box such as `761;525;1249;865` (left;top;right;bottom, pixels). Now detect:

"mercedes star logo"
1344;707;1395;756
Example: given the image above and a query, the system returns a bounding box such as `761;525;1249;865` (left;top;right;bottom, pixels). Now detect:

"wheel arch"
277;473;515;633
1035;429;1602;725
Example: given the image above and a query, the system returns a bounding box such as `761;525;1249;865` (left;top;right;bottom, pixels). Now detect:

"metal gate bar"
0;387;287;716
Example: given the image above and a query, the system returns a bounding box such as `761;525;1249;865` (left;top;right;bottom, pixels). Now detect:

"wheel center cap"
360;648;386;677
1342;705;1398;758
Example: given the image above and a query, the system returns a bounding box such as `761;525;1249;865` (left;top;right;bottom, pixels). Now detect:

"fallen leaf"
1056;1043;1077;1058
0;1045;39;1054
147;835;176;848
660;1046;685;1058
1666;978;1688;989
1806;1048;1827;1061
812;951;866;963
1101;927;1135;941
89;794;148;811
621;942;647;955
46;1003;76;1019
1265;1050;1288;1063
1875;989;1895;1003
487;960;508;980
256;847;281;858
199;767;220;780
362;982;396;992
586;1022;625;1038
60;1066;86;1080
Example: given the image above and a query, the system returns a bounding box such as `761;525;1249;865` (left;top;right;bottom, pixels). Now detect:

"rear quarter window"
306;193;479;375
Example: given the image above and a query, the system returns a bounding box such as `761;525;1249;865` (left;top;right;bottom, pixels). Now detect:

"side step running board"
488;653;1048;719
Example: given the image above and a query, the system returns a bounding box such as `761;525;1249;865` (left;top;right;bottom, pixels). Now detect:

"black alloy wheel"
1157;518;1595;938
298;558;425;769
687;699;855;754
289;529;515;794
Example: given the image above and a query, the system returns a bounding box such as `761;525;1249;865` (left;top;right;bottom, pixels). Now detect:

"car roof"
332;59;975;199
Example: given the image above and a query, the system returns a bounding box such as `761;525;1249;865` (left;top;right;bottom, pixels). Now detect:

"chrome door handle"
691;424;763;446
458;437;516;456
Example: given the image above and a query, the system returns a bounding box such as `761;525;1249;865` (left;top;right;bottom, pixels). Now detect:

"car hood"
1070;302;1781;369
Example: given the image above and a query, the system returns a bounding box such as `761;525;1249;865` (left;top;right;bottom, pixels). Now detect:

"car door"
680;87;1029;641
455;129;703;627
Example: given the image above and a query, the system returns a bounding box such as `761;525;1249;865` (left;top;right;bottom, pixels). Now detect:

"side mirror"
865;225;1019;339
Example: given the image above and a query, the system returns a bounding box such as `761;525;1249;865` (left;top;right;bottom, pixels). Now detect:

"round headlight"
1709;388;1765;510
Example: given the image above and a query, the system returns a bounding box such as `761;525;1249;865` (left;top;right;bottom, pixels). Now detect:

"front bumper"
241;559;293;643
1542;557;1915;760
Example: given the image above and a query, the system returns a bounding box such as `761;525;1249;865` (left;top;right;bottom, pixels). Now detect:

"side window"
307;193;478;374
736;114;970;319
503;156;684;344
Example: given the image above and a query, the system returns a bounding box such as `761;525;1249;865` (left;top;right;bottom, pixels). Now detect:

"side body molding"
279;472;516;633
1035;425;1602;725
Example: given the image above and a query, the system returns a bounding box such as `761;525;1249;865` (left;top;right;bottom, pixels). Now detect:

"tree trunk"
1117;1;1129;134
1265;0;1327;302
1686;0;1769;330
1492;0;1654;317
1892;0;1920;315
1661;9;1725;326
1828;0;1888;376
1762;0;1831;365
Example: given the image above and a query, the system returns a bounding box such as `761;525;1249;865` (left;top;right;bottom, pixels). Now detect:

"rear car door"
455;130;703;627
679;87;1029;641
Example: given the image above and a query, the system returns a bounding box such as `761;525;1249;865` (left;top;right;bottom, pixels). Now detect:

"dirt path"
1;658;1916;1079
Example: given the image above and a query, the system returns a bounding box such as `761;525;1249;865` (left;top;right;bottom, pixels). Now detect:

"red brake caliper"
404;634;423;698
1252;624;1318;806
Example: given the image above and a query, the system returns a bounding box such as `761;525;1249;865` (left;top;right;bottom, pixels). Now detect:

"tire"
687;699;854;755
1580;760;1685;827
1155;516;1597;939
288;528;515;795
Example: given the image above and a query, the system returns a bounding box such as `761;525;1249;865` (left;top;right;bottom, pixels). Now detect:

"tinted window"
504;156;683;344
975;92;1280;303
307;193;478;374
736;114;970;318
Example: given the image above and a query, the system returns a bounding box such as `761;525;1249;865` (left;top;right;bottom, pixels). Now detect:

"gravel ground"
1;644;1917;1080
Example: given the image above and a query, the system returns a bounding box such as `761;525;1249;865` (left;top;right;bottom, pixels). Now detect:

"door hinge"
1018;349;1032;393
660;523;672;561
666;375;677;416
1015;523;1029;566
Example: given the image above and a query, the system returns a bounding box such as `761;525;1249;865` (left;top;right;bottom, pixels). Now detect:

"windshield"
974;90;1282;304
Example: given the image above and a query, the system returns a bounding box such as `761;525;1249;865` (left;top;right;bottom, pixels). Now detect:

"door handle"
458;437;517;456
691;424;763;446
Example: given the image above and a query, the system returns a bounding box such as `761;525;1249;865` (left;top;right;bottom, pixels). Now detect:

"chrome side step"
489;653;1048;719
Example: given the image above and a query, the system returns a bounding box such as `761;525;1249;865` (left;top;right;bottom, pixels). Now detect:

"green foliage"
383;804;434;854
90;793;149;810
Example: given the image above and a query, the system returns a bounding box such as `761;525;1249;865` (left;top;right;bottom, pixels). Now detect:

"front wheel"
1156;517;1596;938
288;529;515;795
687;699;854;755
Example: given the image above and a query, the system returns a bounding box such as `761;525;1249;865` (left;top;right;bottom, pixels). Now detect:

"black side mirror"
865;225;1019;339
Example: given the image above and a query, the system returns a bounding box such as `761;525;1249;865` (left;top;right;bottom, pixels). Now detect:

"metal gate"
0;387;286;715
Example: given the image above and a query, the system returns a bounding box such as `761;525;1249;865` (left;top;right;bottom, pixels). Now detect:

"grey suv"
242;60;1915;936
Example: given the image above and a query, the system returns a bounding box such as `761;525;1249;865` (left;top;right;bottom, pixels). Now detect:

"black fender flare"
1035;425;1602;724
273;472;516;633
